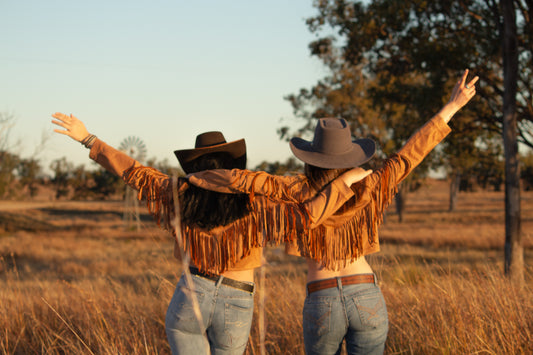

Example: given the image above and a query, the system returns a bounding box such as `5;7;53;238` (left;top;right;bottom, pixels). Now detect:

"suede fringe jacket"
88;142;355;274
188;115;452;270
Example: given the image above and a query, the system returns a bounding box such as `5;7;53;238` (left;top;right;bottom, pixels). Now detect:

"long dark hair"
181;152;250;230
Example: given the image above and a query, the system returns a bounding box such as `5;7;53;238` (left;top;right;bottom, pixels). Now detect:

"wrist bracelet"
81;134;97;148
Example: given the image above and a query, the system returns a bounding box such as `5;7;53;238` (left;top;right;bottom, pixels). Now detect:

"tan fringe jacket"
188;115;451;270
88;141;355;274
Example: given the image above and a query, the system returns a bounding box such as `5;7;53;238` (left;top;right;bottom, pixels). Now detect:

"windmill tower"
118;136;147;231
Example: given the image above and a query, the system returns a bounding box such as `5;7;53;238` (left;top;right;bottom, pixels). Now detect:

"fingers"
51;118;67;128
466;76;479;89
51;112;90;142
460;69;469;86
51;112;75;136
53;128;70;136
52;112;69;122
459;69;479;90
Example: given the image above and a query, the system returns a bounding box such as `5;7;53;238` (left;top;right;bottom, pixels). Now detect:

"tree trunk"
449;172;461;212
501;0;523;285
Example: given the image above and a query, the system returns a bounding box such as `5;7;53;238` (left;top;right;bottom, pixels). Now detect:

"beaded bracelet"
81;134;97;149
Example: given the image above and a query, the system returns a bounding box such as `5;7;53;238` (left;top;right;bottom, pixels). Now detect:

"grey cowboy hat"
290;118;376;169
174;131;246;173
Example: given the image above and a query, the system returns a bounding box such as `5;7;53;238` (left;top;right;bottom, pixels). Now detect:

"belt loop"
336;277;343;292
373;273;378;285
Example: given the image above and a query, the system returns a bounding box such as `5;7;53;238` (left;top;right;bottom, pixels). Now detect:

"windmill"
119;136;147;231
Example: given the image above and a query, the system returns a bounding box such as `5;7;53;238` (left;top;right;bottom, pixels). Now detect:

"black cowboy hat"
290;118;376;169
174;131;246;173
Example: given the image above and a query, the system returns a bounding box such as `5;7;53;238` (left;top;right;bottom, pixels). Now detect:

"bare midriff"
306;256;374;283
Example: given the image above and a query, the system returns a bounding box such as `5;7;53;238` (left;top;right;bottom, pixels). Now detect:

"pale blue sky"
1;0;327;173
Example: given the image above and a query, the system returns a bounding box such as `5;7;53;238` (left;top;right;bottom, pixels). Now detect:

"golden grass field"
1;179;532;354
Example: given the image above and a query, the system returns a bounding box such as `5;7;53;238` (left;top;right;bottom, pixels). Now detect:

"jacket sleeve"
89;138;177;229
302;179;355;228
89;138;141;177
187;169;303;202
88;138;353;231
350;114;452;223
370;114;450;186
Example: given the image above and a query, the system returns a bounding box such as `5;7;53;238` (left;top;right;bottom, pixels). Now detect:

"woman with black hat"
51;115;370;354
186;69;479;354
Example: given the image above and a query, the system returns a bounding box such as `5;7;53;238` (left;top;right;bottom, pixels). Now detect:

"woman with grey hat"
187;69;479;354
51;115;370;354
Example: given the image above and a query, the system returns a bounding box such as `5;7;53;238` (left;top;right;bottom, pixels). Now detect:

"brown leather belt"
189;267;254;293
307;274;375;294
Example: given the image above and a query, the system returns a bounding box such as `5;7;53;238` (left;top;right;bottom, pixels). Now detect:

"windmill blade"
119;135;147;162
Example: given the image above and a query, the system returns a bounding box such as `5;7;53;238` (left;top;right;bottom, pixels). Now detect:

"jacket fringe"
123;166;313;274
123;155;401;272
293;156;401;270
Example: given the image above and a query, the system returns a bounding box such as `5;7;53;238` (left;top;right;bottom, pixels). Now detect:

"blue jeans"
303;274;388;355
165;273;255;355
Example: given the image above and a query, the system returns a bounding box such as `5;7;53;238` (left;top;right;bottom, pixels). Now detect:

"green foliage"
284;0;532;189
89;166;123;199
254;157;303;175
48;159;125;201
0;112;19;199
70;164;92;200
0;151;20;198
16;158;42;198
49;157;73;199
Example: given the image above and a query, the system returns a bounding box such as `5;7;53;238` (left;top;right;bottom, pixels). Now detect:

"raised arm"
187;167;372;204
351;69;479;233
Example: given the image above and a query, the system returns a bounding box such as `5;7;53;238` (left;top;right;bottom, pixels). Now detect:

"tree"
89;166;123;199
0;151;20;199
0;112;20;199
16;158;42;198
254;157;303;175
283;1;498;217
69;164;93;200
50;157;73;199
501;0;523;284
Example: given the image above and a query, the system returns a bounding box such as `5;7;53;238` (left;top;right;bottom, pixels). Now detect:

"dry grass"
1;180;532;354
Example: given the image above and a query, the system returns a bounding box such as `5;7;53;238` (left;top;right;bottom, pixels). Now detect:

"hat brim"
290;138;376;169
174;139;246;173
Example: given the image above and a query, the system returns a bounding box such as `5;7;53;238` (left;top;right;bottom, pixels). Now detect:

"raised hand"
51;112;90;142
439;69;479;123
448;69;479;110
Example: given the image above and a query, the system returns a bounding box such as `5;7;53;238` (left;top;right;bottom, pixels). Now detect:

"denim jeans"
303;274;388;355
165;273;255;355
